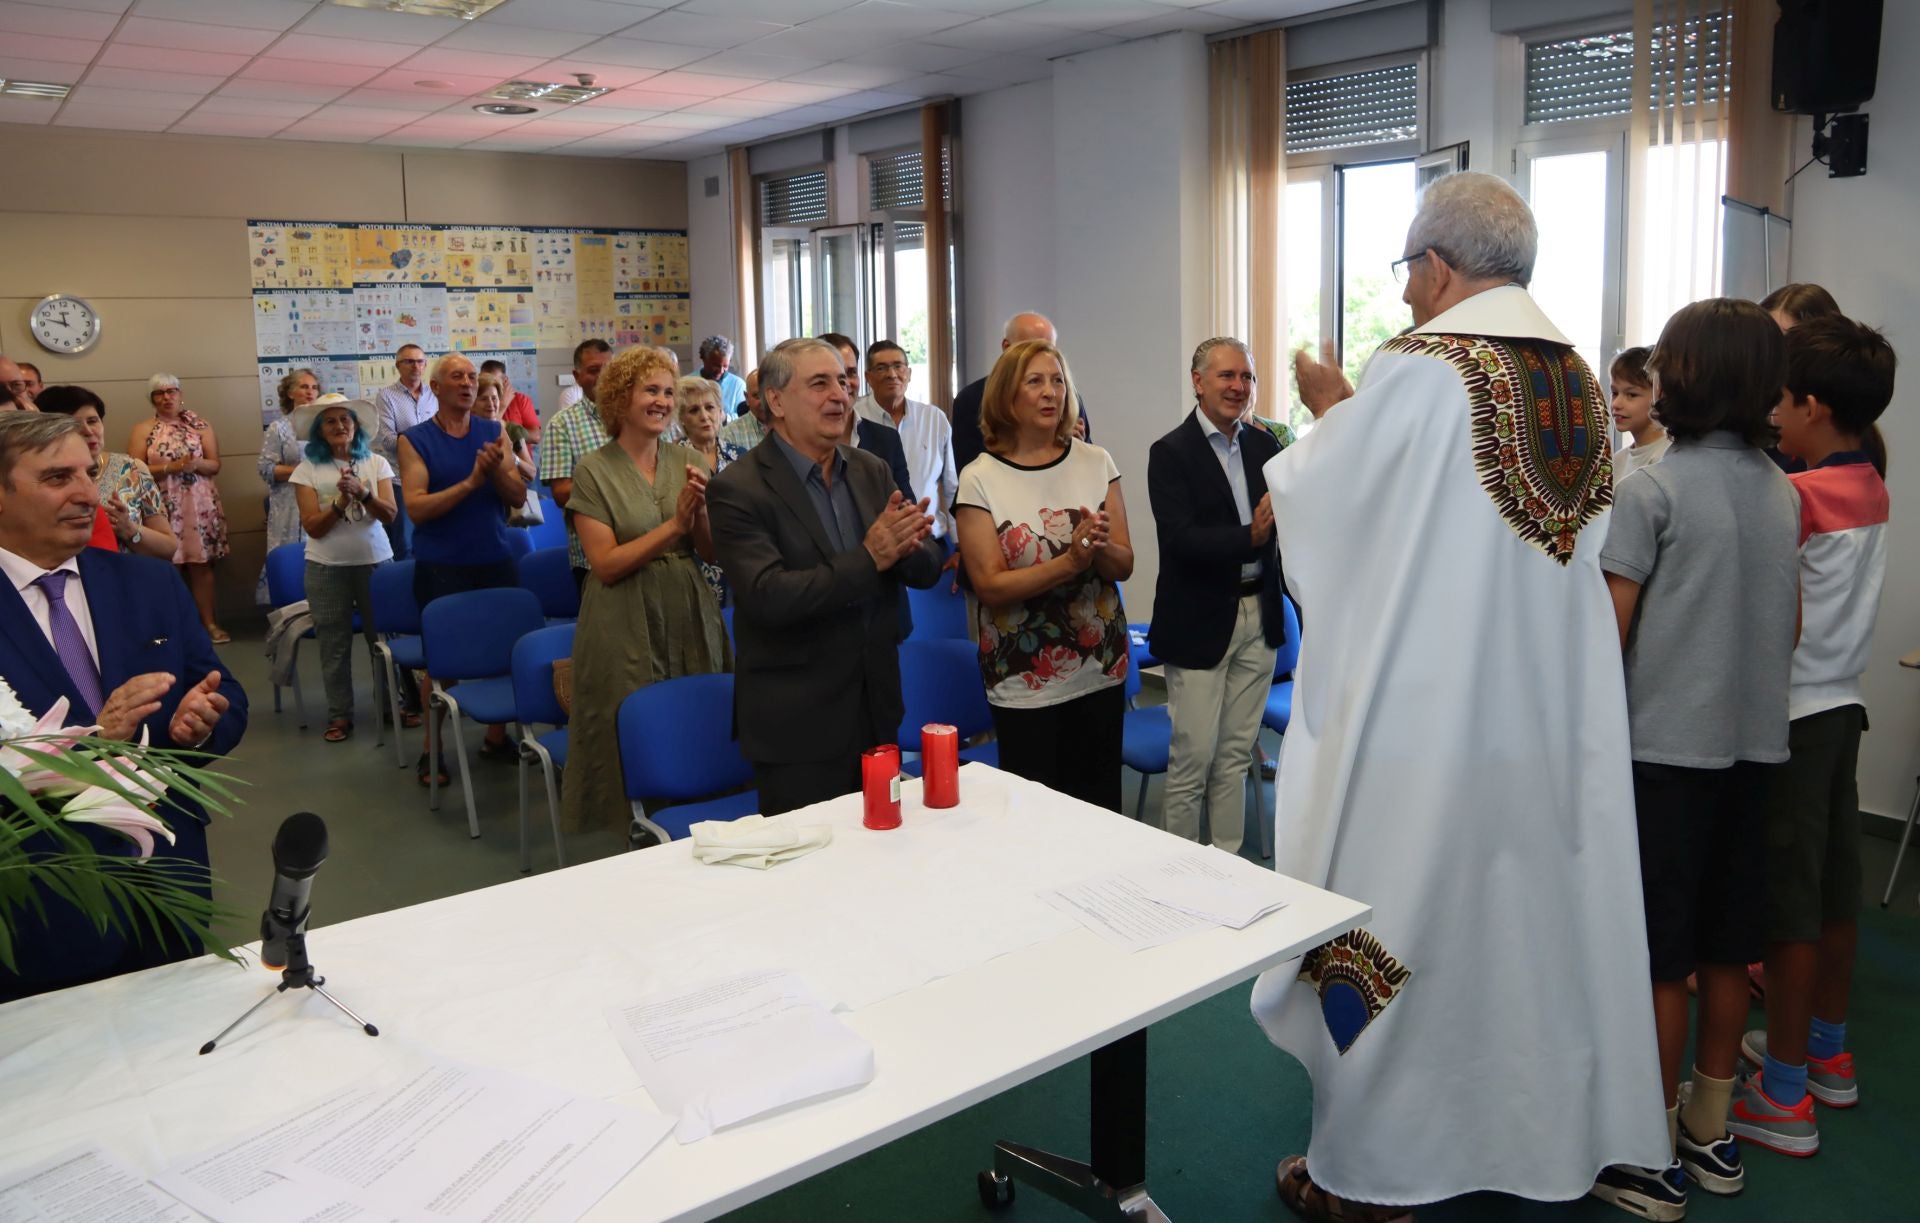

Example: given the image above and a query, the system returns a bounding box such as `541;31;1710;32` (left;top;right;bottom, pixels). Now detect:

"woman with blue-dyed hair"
289;395;396;742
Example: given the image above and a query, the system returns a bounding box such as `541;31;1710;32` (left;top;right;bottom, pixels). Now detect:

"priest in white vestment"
1251;172;1670;1217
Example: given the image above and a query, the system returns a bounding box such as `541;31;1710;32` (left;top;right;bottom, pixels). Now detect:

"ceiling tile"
1113;8;1243;36
826;87;921;109
896;0;1033;11
310;103;438;126
116;15;281;53
32;0;130;13
0;55;79;83
804;1;973;38
56;104;184;131
677;50;822;80
744;24;896;59
631;69;753;98
922;18;1052;53
401;47;554;78
0;1;120;40
481;0;659;36
0;32;104;64
281;115;409;140
1029;29;1123;57
617;10;786;49
131;0;310;30
215;79;350;104
1007;0;1168;31
677;0;854;19
945;54;1051;85
365;68;503;94
189;93;317;118
81;64;229;93
431;24;597;58
97;43;250;74
726;80;854;104
672;95;791;119
634;110;734;131
876;40;990;72
0;95;57;124
270;34;422;68
535;103;664;124
755;101;861;123
291;6;459;45
563;37;714;70
885;71;985;97
372;133;469;147
523;60;662;88
334;87;457;112
782;61;918;89
1199;0;1341;17
73;83;211;109
236;57;384;87
169;113;293;136
609;86;717;109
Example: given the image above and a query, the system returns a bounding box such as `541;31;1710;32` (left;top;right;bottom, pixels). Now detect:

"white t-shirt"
954;440;1130;709
290;454;397;567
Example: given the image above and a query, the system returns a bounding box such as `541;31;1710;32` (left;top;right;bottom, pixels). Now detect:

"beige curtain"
729;147;758;363
1208;30;1286;396
1625;0;1734;341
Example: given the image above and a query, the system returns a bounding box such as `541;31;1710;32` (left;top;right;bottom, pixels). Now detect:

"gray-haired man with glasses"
852;339;958;544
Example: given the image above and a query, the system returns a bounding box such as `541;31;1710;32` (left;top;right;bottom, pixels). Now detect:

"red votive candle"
862;744;902;830
921;723;960;808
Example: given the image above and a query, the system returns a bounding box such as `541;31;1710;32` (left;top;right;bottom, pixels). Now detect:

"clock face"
31;294;102;355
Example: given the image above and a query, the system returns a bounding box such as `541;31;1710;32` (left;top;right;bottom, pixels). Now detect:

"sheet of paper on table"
155;1059;669;1223
0;1144;195;1223
606;968;877;1143
1041;849;1292;952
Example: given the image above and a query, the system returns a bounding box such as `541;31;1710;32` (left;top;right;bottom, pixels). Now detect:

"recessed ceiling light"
487;79;612;105
331;0;510;18
474;103;537;116
414;79;454;90
0;79;72;99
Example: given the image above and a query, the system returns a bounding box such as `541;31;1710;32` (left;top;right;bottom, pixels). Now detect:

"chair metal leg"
369;638;388;751
1881;775;1920;907
516;746;532;874
439;696;479;840
290;641;308;730
272;683;282;714
1134;773;1148;822
530;739;566;869
427;683;446;811
628;800;671;847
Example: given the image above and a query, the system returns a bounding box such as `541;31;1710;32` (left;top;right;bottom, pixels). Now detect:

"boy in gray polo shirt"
1590;299;1800;1219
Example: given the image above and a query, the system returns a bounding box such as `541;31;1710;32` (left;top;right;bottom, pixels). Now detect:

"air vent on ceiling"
331;0;511;19
0;79;72;99
487;80;613;105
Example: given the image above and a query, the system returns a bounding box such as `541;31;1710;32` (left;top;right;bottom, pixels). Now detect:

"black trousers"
756;756;863;817
990;684;1126;813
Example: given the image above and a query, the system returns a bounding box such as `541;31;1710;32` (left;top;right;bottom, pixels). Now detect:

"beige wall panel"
400;152;687;228
0;298;255;389
218;532;267;622
2;214;244;300
58;377;261;457
0;124;408;220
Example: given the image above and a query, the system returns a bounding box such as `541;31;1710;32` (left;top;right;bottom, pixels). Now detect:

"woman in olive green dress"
561;346;730;842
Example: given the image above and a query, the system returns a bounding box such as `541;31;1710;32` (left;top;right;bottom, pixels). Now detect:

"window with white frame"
1284;56;1424;429
1513;12;1731;374
757;169;829;349
863;144;955;396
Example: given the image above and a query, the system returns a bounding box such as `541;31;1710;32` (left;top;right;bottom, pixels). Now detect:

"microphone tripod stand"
199;929;379;1055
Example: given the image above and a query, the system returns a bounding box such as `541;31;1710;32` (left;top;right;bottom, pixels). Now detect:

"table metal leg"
1881;775;1920;907
980;1029;1169;1221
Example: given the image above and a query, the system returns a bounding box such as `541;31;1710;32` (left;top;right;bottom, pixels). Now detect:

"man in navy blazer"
1147;338;1287;855
0;413;247;1000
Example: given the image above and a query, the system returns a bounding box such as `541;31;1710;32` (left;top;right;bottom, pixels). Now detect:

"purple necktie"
34;571;104;717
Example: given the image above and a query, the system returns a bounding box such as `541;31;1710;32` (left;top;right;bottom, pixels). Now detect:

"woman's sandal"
415;753;450;788
323;719;353;743
401;709;424;730
1276;1157;1413;1223
205;625;232;645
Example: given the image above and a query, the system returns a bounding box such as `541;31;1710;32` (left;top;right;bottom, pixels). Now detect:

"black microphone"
260;813;327;971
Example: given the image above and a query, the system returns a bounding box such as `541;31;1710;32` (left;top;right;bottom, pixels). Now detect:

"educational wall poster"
247;219;690;427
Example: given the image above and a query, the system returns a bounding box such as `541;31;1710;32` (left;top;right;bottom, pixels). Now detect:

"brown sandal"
323;719;353;743
1276;1157;1413;1223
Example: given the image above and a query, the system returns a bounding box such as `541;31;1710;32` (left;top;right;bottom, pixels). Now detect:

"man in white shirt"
852;340;958;543
372;344;437;560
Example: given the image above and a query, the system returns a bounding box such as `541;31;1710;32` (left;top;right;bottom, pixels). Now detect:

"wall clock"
30;293;102;355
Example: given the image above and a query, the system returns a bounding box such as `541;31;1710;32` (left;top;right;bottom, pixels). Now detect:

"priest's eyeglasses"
1390;250;1429;284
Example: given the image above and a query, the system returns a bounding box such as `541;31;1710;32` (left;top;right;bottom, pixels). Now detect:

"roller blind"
759;169;828;227
868;147;950;211
1524;11;1730;125
1284;61;1419;154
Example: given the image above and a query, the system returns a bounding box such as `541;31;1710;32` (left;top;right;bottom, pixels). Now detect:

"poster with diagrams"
248;219;690;426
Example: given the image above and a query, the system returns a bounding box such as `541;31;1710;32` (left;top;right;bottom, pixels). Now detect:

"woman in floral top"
954;340;1134;811
674;374;745;606
128;374;232;642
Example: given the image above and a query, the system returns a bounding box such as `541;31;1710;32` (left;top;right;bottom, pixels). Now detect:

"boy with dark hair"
1611;345;1666;483
1731;315;1897;1157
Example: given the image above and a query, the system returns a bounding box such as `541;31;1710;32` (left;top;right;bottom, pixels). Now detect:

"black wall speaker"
1773;0;1883;115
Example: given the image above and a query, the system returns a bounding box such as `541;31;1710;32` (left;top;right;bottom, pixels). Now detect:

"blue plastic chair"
1118;636;1171;820
263;542;311;729
895;638;998;777
421;587;546;839
906;581;970;640
517;546;580;622
370;560;426;768
1127;621;1159;670
510;623;574;873
721;605;735;650
504;526;535;559
616;673;758;844
525;495;568;551
1246;595;1302;859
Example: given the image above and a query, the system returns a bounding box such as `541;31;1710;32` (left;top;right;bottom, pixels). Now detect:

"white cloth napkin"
689;814;833;869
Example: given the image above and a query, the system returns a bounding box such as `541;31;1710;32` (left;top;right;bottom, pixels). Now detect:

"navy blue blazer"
0;548;248;1000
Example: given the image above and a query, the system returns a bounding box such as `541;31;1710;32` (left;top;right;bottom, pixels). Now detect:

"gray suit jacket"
709;434;944;764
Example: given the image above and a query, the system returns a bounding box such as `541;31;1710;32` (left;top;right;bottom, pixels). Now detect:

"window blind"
1284;62;1419;154
1524;11;1730;125
868;147;950;211
760;170;828;226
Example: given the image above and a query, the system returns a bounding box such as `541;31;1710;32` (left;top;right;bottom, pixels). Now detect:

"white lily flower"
61;786;177;858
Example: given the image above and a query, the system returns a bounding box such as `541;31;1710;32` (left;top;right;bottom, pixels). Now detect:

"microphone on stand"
260;812;327;971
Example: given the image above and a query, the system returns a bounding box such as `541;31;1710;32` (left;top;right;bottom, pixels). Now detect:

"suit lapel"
755;438;838;561
0;567;88;718
1182;411;1240;510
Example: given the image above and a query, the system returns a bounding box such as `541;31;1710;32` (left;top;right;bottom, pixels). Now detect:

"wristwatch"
129;527;142;547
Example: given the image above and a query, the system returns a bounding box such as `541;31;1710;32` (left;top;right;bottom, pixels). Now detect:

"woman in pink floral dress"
953;339;1134;811
130;373;232;643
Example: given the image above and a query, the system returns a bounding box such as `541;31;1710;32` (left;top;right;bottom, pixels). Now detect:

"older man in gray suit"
708;338;944;815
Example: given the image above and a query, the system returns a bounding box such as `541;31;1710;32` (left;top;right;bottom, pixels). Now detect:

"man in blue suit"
0;413;247;1000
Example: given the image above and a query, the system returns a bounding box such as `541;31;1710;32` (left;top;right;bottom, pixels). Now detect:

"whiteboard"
1721;196;1792;303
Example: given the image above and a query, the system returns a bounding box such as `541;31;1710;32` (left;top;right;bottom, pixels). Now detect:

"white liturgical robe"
1251;286;1670;1205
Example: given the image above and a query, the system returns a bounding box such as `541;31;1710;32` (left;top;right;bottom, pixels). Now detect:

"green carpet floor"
719;901;1919;1223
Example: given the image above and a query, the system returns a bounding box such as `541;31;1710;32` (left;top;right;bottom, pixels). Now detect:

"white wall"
1429;0;1504;179
958;80;1057;383
1053;32;1212;624
1789;0;1920;821
686;153;740;357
